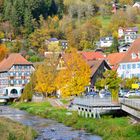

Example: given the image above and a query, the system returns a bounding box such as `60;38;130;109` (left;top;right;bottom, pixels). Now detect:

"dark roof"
118;43;130;49
100;36;113;41
87;60;111;77
124;27;138;32
48;38;58;42
0;53;32;72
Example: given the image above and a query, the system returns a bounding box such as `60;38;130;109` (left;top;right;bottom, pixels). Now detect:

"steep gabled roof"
121;38;140;63
107;52;126;70
79;51;105;61
87;60;111;77
0;53;32;72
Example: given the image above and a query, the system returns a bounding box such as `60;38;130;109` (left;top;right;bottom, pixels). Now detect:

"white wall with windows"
117;62;140;78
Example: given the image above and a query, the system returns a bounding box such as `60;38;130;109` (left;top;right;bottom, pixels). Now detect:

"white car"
124;91;136;98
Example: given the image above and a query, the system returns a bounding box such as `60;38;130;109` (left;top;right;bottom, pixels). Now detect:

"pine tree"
24;8;33;34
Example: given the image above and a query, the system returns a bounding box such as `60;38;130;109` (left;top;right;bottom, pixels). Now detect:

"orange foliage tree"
0;44;9;61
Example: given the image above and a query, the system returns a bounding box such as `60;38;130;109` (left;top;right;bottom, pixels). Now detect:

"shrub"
20;82;33;101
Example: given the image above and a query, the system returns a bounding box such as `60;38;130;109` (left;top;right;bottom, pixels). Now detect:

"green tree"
122;77;139;89
96;70;122;102
24;8;33;34
20;82;33;101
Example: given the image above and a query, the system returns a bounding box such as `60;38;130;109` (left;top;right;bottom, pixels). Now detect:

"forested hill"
1;0;64;34
0;0;140;62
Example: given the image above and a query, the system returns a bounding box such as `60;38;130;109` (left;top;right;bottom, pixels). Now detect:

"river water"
0;106;102;140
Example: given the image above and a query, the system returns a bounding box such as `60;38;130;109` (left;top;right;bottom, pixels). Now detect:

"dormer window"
138;52;140;59
131;53;137;59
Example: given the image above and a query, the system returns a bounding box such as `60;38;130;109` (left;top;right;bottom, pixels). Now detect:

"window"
24;66;27;69
122;65;126;69
132;64;136;69
119;65;121;69
121;74;124;78
137;74;140;78
19;66;22;69
127;64;131;69
137;63;140;68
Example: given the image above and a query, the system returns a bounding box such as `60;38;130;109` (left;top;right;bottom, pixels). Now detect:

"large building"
0;53;34;90
107;52;126;70
117;38;140;78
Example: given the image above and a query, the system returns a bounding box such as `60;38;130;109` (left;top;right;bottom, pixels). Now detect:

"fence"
121;99;140;110
73;96;119;107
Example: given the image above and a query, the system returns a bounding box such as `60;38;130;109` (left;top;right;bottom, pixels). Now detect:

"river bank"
12;101;140;140
0;105;101;140
0;117;37;140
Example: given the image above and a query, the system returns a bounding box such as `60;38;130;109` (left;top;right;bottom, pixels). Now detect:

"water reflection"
0;106;102;140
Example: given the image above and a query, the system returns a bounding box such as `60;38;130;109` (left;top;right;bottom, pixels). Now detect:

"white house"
117;38;140;78
133;2;140;8
118;43;130;52
98;36;113;48
0;53;34;94
118;27;138;44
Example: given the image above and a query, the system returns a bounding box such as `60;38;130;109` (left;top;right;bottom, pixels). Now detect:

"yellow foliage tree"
55;48;91;97
119;0;133;5
34;56;58;96
0;44;9;62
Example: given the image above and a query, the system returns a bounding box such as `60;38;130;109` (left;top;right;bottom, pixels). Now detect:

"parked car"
99;90;111;98
134;90;140;96
85;91;98;97
119;89;129;97
124;90;137;98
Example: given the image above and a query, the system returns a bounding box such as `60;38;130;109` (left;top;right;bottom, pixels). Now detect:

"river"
0;106;102;140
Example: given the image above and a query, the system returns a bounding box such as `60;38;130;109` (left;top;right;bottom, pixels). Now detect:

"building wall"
117;62;140;78
0;64;34;89
91;62;106;86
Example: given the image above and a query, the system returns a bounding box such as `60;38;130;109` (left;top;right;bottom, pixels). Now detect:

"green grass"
12;102;140;140
0;117;37;140
97;16;111;28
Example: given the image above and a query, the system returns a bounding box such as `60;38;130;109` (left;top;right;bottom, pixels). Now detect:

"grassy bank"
12;102;140;140
0;117;37;140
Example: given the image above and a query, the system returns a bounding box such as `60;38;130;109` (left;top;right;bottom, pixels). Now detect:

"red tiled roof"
60;53;110;77
107;52;126;70
121;38;140;63
0;53;32;72
79;52;105;61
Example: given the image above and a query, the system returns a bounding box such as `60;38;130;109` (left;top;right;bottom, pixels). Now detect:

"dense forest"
0;0;140;61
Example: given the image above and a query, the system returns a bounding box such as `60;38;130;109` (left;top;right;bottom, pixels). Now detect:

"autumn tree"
121;77;139;89
34;54;58;97
0;44;9;61
108;10;134;34
55;48;91;97
119;0;134;5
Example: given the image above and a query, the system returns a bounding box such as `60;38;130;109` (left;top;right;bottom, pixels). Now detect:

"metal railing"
73;96;119;107
121;99;140;110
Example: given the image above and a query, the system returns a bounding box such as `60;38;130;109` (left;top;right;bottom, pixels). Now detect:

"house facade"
0;53;34;90
97;36;113;48
87;60;111;86
117;38;140;78
118;27;138;44
118;43;130;52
